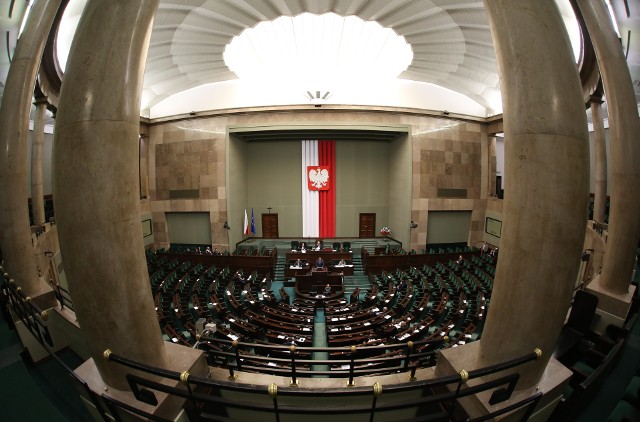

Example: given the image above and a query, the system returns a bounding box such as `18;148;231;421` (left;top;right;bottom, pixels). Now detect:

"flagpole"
251;208;256;237
243;209;249;239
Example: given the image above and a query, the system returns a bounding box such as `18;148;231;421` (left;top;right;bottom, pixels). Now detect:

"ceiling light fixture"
306;90;331;106
224;13;413;91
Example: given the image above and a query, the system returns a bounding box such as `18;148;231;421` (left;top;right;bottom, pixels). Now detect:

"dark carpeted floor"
0;304;92;421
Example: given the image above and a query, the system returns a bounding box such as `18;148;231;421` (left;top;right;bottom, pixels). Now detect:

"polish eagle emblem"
308;166;330;190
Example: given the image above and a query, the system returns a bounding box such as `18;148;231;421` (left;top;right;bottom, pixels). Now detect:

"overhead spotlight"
410;221;418;229
305;90;331;107
223;222;230;230
189;111;196;116
443;110;450;115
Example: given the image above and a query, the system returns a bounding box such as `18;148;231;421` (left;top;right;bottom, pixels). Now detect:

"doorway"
359;213;376;238
262;214;279;238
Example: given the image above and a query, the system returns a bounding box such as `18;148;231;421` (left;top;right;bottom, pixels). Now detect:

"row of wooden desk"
285;250;352;261
285;250;354;281
285;263;354;278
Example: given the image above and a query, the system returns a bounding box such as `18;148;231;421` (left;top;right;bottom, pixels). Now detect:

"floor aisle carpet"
312;321;329;373
0;357;74;421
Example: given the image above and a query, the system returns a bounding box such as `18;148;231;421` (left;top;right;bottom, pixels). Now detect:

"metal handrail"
104;348;541;422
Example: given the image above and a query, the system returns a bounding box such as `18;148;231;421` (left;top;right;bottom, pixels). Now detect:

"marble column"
478;0;589;388
480;133;490;200
579;1;640;295
480;135;498;200
0;0;61;297
139;135;150;199
590;98;607;224
53;0;168;389
31;99;48;226
488;136;497;197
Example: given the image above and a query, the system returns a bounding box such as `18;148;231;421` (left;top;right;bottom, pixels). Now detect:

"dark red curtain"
318;140;336;238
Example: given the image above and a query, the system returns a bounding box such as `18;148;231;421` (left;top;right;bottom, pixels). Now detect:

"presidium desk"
285;250;353;300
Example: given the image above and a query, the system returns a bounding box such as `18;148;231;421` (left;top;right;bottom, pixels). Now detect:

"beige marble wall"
410;120;487;250
146;108;492;251
149;118;228;250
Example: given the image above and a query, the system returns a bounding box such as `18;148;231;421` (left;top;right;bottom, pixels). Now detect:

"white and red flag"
301;140;335;238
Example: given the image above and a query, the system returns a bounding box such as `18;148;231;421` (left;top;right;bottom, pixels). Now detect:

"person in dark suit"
324;284;331;295
315;239;324;250
398;279;407;291
315;257;325;269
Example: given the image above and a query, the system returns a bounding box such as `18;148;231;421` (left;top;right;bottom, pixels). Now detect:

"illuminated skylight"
55;0;88;72
606;0;621;37
555;0;582;63
18;1;35;37
223;13;413;92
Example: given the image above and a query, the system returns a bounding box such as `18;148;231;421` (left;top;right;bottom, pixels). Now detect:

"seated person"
294;258;302;268
315;257;325;269
315;239;324;251
398;279;407;291
300;242;307;252
205;246;213;255
324;283;331;295
337;258;346;266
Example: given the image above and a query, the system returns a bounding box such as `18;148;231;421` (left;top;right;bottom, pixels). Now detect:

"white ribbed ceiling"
142;0;502;113
51;0;582;118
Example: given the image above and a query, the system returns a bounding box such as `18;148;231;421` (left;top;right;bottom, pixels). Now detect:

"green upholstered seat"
623;376;640;407
607;399;640;422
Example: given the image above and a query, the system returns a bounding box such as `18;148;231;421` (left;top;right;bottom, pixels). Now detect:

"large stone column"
139;134;150;199
53;0;168;389
590;98;607;224
31;99;48;226
488;136;497;197
579;1;640;295
478;0;589;388
0;0;60;297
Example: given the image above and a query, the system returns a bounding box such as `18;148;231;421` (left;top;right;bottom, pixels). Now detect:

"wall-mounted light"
410;221;418;229
223;222;230;230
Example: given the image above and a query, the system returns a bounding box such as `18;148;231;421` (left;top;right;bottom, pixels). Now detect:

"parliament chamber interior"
1;1;640;421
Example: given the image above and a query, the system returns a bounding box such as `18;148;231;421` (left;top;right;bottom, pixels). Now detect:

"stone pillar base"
153;242;170;252
586;274;636;318
434;342;572;421
30;287;57;311
74;342;207;421
585;274;636;334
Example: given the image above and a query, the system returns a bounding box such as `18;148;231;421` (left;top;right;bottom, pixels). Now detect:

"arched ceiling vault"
142;0;501;114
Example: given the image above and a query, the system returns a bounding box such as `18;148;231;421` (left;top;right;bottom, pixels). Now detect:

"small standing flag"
251;208;256;235
243;209;249;236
